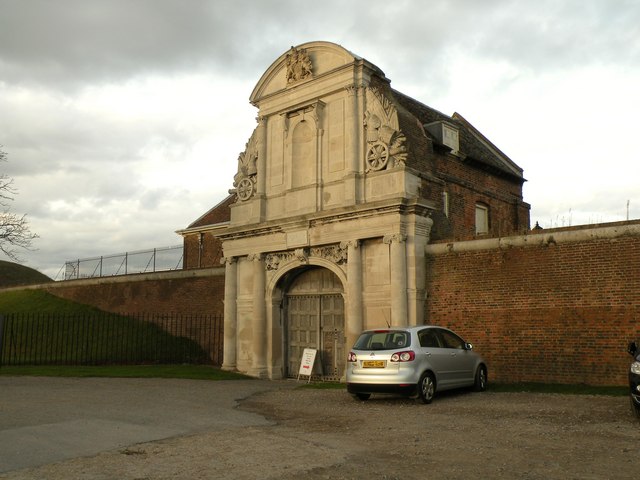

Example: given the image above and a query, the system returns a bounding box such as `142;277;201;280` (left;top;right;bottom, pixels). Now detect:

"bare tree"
1;147;38;261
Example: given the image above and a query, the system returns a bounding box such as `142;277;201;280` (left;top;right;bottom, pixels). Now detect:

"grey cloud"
3;0;637;92
0;0;233;88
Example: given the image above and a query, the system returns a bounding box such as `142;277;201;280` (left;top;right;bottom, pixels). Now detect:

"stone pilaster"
384;234;408;326
256;116;267;195
248;253;268;378
221;256;237;371
341;239;363;351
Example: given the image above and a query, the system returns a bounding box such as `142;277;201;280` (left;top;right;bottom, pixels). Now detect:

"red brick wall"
425;156;530;242
183;232;224;269
425;229;640;386
37;224;640;386
45;269;225;316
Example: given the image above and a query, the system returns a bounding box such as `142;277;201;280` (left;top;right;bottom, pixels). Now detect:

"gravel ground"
1;386;638;480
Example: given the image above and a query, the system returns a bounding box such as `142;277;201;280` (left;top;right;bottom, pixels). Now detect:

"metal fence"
61;245;184;281
0;313;223;367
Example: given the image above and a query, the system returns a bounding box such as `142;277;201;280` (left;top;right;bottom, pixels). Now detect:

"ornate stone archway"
280;266;345;379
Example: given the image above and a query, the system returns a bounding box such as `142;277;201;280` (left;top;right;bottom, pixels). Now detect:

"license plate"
362;360;386;368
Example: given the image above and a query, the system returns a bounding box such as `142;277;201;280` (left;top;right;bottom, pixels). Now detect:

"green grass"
0;365;252;380
0;289;103;314
0;260;52;288
1;290;214;365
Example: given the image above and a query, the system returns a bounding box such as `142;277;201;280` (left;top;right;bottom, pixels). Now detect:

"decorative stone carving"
339;239;360;250
286;46;313;84
264;244;347;271
383;233;407;244
310;244;348;265
345;84;364;97
247;253;263;262
230;128;259;202
220;256;237;265
265;249;307;271
364;87;408;172
294;248;308;263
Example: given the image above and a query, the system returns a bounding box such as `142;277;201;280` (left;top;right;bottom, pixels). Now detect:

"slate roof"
186;194;233;229
391;88;525;182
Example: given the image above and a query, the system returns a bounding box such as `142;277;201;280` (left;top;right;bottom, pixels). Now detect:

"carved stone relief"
310;244;347;265
286;46;313;84
230;127;259;202
364;87;408;172
265;244;347;271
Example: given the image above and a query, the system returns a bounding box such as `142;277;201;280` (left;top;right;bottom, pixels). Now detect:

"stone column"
344;84;363;205
341;240;363;351
345;85;360;175
221;256;237;371
248;253;268;378
256;116;267;195
384;234;408;326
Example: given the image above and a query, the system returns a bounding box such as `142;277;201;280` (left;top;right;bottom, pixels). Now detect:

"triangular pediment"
250;41;371;105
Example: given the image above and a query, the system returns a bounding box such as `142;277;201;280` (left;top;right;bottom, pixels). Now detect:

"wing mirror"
628;341;638;356
465;342;474;350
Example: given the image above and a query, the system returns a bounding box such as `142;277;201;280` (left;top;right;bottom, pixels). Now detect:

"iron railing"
0;313;223;366
60;245;183;281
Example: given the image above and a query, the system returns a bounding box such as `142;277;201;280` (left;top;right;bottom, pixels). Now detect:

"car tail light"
390;351;415;362
348;352;357;362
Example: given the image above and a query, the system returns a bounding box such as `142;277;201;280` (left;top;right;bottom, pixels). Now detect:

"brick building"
178;41;531;380
37;41;639;385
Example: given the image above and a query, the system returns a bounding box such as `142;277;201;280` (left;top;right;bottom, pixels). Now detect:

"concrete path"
0;376;291;474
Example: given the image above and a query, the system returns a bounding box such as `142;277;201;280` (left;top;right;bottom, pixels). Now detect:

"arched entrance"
283;266;345;380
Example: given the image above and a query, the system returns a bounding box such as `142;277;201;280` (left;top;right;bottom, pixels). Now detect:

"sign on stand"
297;348;319;383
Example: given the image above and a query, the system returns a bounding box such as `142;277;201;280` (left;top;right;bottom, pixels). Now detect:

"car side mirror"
465;343;473;350
628;341;638;356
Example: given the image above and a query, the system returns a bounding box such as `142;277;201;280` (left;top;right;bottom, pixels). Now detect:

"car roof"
362;325;438;333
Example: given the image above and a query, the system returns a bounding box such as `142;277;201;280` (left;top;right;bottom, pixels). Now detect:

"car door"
437;328;476;387
417;328;457;389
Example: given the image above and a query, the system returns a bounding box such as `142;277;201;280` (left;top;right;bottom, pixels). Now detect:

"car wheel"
418;372;435;404
474;365;487;392
631;397;640;419
353;393;371;401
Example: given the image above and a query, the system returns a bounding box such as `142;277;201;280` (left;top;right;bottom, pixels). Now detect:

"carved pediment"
285;46;313;85
229;127;259;202
364;87;408;172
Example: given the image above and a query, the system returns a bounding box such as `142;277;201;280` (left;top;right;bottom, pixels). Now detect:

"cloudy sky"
1;0;639;279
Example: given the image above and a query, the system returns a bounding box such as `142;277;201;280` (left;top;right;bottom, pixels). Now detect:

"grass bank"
0;365;251;380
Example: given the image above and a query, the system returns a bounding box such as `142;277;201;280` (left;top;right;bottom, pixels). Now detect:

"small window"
475;203;489;235
442;191;449;218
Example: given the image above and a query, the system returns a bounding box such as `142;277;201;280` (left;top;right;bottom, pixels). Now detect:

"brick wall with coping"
425;221;640;386
22;222;640;386
40;268;226;316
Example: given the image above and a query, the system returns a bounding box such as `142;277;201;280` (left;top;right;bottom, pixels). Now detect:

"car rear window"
354;331;410;350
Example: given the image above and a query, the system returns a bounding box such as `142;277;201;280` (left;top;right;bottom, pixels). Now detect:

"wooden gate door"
319;294;345;379
285;268;345;379
287;295;320;377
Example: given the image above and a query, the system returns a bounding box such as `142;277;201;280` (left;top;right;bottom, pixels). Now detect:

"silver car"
346;326;487;403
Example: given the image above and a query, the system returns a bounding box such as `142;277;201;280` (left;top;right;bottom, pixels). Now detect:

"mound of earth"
0;260;52;288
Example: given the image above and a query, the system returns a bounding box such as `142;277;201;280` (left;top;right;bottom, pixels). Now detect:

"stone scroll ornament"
364;87;408;172
285;46;313;84
229;128;259;202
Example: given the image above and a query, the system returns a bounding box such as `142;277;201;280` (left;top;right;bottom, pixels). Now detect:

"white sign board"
297;348;317;382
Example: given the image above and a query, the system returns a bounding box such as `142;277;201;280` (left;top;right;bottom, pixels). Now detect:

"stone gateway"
184;41;530;380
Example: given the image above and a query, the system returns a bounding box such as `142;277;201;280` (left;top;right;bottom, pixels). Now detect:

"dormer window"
424;121;460;154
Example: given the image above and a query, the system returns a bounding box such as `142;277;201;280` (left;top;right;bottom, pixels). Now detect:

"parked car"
627;341;640;419
346;326;487;403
